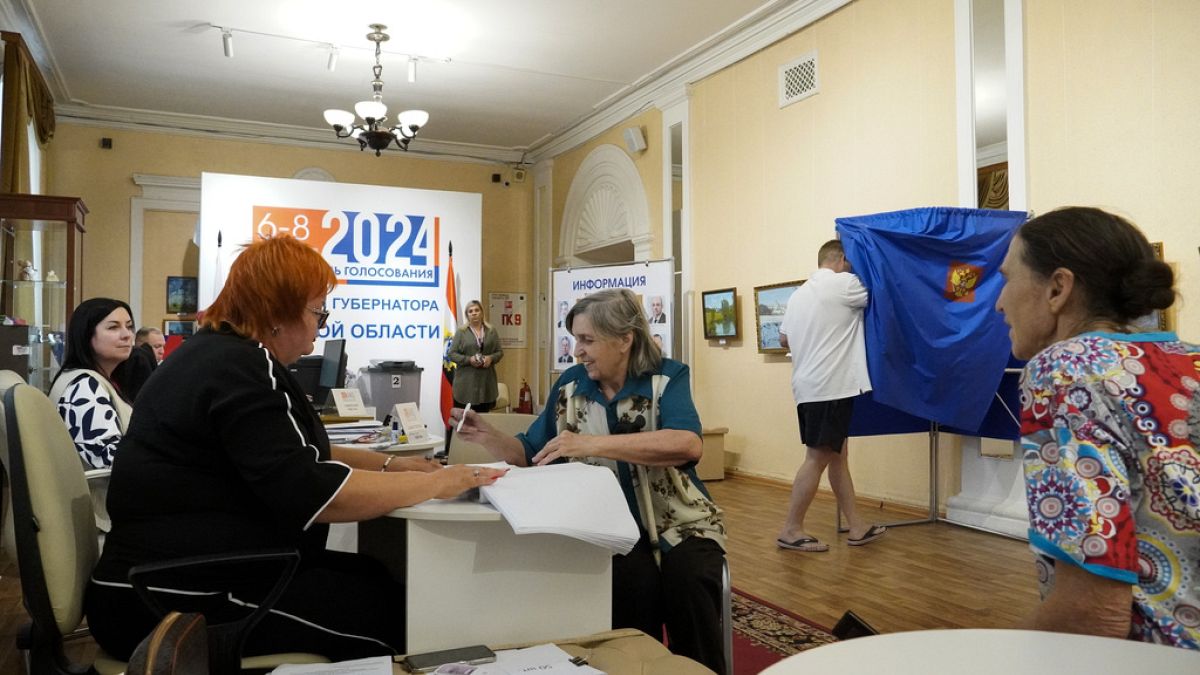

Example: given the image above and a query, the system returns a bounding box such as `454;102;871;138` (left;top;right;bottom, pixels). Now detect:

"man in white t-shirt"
776;239;885;552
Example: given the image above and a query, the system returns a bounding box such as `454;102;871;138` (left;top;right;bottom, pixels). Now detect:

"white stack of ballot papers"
479;462;639;555
323;420;383;444
323;420;392;451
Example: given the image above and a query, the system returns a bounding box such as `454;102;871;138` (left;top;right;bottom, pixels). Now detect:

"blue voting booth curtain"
836;207;1027;435
848;370;1021;440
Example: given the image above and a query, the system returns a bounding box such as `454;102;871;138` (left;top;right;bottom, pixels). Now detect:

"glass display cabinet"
0;193;86;391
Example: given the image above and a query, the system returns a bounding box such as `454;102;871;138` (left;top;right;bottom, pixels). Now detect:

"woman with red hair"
85;235;505;662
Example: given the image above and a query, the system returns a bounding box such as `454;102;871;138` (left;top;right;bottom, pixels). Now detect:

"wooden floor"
0;474;1041;672
707;474;1040;633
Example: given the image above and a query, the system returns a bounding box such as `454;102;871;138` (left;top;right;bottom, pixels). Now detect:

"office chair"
1;383;328;674
494;383;511;413
0;369;26;558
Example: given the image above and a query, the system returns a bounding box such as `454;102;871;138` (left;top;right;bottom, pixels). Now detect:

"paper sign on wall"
550;260;675;372
489;292;527;348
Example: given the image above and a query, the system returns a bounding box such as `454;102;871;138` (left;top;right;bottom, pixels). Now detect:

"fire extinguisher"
517;378;533;414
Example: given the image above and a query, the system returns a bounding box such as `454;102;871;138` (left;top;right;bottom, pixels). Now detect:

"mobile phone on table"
401;645;496;673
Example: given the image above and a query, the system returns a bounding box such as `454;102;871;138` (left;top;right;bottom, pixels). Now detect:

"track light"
408;58;417;83
327;46;339;72
221;29;233;58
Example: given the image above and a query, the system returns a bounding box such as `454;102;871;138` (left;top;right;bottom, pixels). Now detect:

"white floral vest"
553;374;726;559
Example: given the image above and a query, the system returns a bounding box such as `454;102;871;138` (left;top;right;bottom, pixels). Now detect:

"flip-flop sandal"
776;536;830;552
847;525;887;546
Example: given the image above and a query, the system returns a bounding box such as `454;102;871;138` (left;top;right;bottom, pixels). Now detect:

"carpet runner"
731;588;836;674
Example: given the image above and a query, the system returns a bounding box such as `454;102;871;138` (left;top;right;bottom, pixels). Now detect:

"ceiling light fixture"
323;24;429;156
326;45;338;72
221;29;233;58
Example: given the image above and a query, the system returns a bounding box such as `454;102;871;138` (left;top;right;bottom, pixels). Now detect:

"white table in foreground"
357;498;612;653
325;437;446;554
761;629;1199;674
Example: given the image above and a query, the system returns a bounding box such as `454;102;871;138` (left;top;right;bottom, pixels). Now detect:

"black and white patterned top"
54;371;129;469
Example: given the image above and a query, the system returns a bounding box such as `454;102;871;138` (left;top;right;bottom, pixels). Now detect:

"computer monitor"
288;339;347;408
317;338;347;395
312;339;347;407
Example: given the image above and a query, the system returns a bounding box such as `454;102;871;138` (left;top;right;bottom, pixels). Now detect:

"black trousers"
86;549;405;663
612;536;726;674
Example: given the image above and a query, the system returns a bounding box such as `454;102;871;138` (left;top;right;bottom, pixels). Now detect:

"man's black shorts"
796;397;855;452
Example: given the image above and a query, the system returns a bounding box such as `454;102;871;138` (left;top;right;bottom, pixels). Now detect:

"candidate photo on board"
556;334;574;365
646;295;668;324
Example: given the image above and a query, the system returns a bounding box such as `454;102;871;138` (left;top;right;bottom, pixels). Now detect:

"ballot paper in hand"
479;462;639;555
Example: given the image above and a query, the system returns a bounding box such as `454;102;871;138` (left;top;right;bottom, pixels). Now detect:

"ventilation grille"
779;52;819;108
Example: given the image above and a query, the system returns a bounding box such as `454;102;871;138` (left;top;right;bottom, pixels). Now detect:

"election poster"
198;172;481;435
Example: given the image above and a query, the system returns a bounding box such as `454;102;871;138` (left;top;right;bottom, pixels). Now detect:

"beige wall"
141;210;199;332
1025;0;1200;339
552;107;665;259
39;0;1199;512
687;0;961;508
45;124;536;390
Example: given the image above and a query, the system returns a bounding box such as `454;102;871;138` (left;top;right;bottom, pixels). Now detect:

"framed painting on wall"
754;280;804;354
166;276;199;314
701;288;739;340
163;320;195;337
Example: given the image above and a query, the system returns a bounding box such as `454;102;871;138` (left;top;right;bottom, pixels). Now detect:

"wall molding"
129;174;201;326
57;104;523;165
7;0;850;167
528;0;851;162
559;144;652;264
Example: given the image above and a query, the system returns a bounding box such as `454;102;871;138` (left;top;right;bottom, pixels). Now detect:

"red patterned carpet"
731;588;836;674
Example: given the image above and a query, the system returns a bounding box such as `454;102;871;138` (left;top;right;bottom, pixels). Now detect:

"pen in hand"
457;402;471;432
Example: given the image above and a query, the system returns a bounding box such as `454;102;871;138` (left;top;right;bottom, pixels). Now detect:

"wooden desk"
698;427;727;480
358;498;612;652
761;629;1199;673
391;629;713;674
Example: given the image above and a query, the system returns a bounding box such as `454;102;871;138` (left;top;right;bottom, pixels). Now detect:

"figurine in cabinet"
17;259;38;281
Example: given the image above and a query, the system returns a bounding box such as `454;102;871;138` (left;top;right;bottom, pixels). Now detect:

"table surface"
388;496;503;521
761;629;1199;674
363;495;610;651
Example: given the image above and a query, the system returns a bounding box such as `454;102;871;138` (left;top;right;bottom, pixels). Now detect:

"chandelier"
323;24;429;156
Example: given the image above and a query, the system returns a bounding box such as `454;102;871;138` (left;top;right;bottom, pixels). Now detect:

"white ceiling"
2;0;841;163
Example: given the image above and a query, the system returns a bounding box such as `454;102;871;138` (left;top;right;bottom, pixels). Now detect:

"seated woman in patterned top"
995;206;1198;649
49;297;137;469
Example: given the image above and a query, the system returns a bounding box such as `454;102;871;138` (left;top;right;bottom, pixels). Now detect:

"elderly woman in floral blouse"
453;288;727;673
996;207;1198;649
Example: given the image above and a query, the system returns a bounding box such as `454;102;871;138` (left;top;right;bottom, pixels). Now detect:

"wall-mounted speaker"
624;127;647;154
